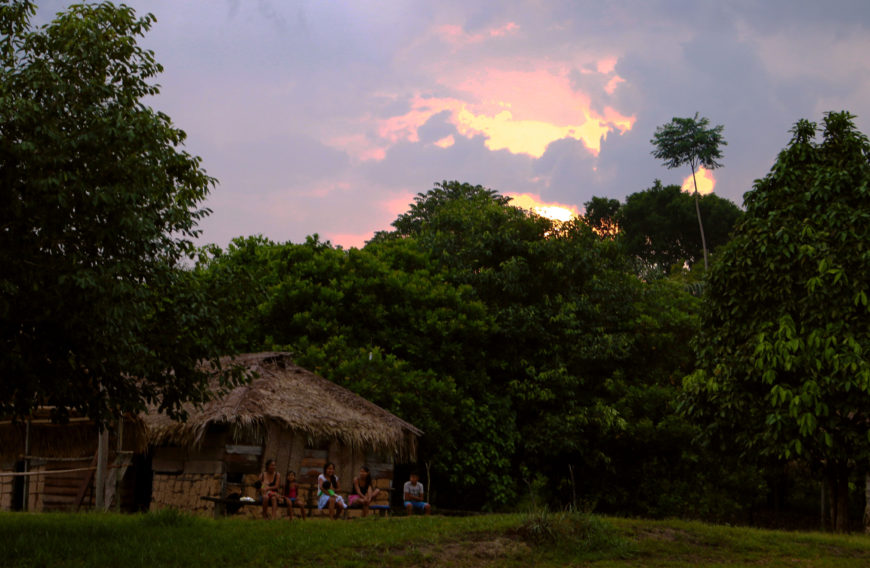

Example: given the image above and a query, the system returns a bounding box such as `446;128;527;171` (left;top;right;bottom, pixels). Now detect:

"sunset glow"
434;134;455;148
507;193;580;222
326;232;371;249
368;63;635;160
681;167;716;195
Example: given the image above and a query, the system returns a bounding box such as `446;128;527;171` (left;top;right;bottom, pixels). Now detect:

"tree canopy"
201;181;723;514
681;111;870;531
619;181;741;274
651;113;727;270
0;1;244;425
583;182;742;276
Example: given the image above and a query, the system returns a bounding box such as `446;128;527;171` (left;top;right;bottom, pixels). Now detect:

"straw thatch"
142;352;422;460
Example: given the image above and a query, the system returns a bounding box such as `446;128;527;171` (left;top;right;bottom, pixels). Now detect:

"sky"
36;0;870;249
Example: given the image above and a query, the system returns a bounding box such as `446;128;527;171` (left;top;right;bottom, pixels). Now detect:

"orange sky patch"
507;192;580;221
681;166;716;195
375;65;635;159
434;134;455;148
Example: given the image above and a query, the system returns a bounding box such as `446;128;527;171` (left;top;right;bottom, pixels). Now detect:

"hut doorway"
11;460;25;511
131;451;153;512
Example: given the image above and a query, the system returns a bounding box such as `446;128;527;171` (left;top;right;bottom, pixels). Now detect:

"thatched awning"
142;352;422;460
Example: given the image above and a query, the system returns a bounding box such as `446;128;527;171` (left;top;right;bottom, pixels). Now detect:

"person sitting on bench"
283;470;306;521
349;465;381;517
257;459;283;520
403;470;430;516
317;462;346;520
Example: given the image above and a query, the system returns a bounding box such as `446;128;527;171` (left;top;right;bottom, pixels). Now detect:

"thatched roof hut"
142;352;422;516
142;352;422;460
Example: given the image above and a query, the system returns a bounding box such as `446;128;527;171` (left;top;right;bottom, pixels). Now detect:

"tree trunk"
690;164;709;271
826;462;851;533
864;471;870;534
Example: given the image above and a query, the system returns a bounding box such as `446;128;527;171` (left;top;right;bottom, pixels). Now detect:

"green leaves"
598;180;742;274
651;113;727;172
682;112;870;525
0;1;243;425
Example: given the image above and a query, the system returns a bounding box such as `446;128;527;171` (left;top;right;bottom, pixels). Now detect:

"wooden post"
95;428;108;510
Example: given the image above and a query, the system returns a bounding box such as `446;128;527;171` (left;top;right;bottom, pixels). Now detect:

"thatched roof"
142;352;422;459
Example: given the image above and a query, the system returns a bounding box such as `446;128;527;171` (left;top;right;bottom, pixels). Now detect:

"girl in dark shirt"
350;465;381;517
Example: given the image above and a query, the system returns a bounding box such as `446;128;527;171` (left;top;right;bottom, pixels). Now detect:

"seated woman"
348;465;381;517
317;462;346;520
283;470;306;521
257;459;283;520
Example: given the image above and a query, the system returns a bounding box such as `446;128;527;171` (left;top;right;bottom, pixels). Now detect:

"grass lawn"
1;509;869;567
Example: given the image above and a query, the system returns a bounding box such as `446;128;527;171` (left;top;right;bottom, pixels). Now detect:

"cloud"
435;21;520;47
365;64;635;160
30;0;870;250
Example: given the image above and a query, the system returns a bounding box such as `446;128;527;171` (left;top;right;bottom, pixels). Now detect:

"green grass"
1;510;869;567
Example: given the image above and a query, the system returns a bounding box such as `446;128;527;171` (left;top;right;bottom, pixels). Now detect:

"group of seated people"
257;460;430;520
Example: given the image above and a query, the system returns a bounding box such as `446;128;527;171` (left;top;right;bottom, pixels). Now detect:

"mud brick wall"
150;473;223;516
0;469;13;511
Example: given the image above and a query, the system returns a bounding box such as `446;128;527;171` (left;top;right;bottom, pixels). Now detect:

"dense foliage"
682;112;870;531
9;1;868;529
0;1;245;425
198;182;744;516
584;182;742;276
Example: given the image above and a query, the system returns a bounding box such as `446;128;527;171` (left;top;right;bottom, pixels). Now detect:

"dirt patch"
385;534;532;567
634;526;693;542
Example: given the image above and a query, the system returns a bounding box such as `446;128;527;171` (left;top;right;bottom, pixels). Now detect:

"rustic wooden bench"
200;495;393;518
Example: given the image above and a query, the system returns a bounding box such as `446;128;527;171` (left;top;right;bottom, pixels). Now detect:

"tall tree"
681;111;870;532
651;113;727;271
0;1;244;425
618;181;742;275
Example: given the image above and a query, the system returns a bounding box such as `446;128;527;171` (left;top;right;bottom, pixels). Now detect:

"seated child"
283;470;306;520
403;470;430;515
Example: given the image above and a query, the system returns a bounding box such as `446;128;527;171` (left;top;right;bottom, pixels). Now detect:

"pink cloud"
374;66;636;158
329;133;387;162
596;56;618;74
325;232;372;249
489;22;520;37
604;75;626;94
435;22;519;46
385;193;417;216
